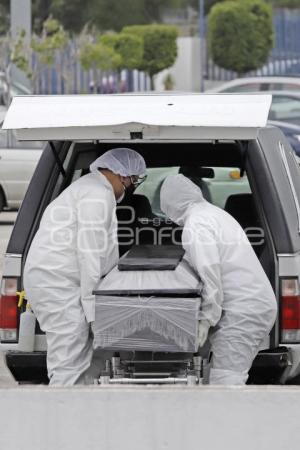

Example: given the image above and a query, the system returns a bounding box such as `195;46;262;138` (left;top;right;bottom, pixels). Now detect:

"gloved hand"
197;320;210;348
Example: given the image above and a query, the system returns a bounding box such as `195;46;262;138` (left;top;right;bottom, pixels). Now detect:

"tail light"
281;278;300;343
0;277;18;342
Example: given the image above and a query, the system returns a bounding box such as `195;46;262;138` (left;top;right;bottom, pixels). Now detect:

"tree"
163;73;175;90
31;17;70;91
183;0;228;14
31;17;68;67
91;0;150;32
100;33;143;90
79;32;121;93
123;24;178;89
32;0;52;32
180;0;300;14
31;0;181;34
92;0;182;31
49;0;92;33
100;33;143;71
208;0;274;75
11;30;32;80
9;17;71;94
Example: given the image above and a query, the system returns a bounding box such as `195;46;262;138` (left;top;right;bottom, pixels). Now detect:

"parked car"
1;93;300;385
210;88;300;127
0;106;43;211
209;76;300;93
0;72;32;106
266;92;300;125
268;120;300;156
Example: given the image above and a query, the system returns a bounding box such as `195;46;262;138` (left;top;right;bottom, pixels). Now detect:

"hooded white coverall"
160;174;277;385
23;148;146;385
24;171;119;385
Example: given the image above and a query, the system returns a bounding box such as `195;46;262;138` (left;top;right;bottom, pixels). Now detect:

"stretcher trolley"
92;245;205;386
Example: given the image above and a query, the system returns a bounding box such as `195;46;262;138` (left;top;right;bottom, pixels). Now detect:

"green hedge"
208;0;274;74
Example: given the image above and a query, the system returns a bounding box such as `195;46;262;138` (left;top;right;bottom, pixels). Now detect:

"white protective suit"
24;148;146;385
160;174;277;385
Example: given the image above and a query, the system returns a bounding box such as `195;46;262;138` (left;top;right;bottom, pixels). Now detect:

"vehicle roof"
2;94;272;141
266;90;300;98
268;120;300;132
209;77;300;93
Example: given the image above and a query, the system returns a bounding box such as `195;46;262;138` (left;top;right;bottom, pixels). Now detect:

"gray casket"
92;245;202;353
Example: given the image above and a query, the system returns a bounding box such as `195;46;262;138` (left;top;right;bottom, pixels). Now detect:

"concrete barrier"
0;386;299;449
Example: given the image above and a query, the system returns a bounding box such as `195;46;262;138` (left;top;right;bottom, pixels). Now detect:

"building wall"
155;37;202;92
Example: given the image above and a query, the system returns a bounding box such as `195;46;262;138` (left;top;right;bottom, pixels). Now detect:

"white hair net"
90;148;146;177
160;174;204;225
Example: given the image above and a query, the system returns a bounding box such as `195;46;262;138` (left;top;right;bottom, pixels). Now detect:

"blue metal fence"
33;40;150;95
206;8;300;81
35;65;150;94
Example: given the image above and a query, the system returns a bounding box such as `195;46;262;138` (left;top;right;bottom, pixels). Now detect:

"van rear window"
282;144;300;228
136;166;251;216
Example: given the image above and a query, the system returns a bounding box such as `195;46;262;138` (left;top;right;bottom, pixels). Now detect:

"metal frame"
279;141;300;234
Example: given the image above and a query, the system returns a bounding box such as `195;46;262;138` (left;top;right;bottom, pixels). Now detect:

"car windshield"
221;83;263;93
10;83;31;96
135;166;251;216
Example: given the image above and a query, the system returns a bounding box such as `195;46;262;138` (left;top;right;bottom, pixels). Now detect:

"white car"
209;76;300;93
209;87;300;127
0;106;43;211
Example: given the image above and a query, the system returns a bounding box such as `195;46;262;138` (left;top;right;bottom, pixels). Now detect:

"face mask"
125;184;136;196
116;183;126;204
116;190;125;204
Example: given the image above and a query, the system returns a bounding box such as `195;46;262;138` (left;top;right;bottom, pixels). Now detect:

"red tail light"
0;278;18;342
281;278;300;343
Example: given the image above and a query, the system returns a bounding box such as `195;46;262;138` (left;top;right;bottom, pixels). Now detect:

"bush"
123;24;178;89
208;0;274;75
163;73;175;90
100;33;143;71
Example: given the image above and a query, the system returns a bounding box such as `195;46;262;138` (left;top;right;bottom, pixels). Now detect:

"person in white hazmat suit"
24;148;146;385
160;174;277;385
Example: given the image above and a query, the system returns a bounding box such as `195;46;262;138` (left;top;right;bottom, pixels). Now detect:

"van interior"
4;139;277;384
42;141;273;282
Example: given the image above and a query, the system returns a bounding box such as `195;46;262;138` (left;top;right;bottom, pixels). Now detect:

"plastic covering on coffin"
92;258;202;352
94;258;202;293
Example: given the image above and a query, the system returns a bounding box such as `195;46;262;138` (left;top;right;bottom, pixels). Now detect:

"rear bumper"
5;351;48;384
248;347;292;384
4;347;294;385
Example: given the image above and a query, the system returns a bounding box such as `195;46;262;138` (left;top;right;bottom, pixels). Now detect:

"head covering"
90;148;146;177
160;174;204;225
